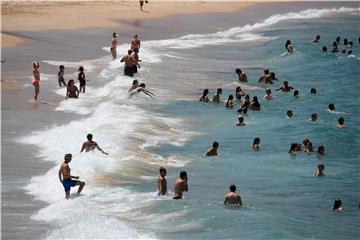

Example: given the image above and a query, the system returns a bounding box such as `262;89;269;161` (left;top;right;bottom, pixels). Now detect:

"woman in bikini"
110;32;118;60
32;61;40;101
66;79;79;99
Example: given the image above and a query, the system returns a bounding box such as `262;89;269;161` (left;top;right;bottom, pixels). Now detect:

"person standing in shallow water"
224;185;242;206
78;66;86;93
121;49;136;77
131;34;141;51
173;171;188;200
57;65;66;87
66;80;79;99
58;154;85;199
32;61;40;101
110;32;118;60
157;167;167;196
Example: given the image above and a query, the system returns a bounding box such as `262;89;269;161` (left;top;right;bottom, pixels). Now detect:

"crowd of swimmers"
197;35;356;210
31;32;356;210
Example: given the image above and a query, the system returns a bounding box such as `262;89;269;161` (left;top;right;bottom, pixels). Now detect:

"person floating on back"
205;141;219;157
58;153;85;199
224;185;242;206
57;65;66;87
157;167;167;196
173;171;188;200
81;134;108;155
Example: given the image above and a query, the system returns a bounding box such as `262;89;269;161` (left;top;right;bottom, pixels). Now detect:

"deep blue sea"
19;6;359;240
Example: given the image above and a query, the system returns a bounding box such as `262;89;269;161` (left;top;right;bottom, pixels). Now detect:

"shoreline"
2;1;254;48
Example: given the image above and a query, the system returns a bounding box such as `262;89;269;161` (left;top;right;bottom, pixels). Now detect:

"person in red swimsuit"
131;34;141;51
32;61;40;101
111;32;118;60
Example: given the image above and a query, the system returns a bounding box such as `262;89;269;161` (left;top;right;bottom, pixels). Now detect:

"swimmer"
327;103;335;112
310;113;317;122
65;79;79;99
335;36;341;45
57;65;66;87
258;69;270;83
173;171;188;200
304;142;313;154
276;81;294;92
310;88;317;95
264;88;272;100
317;145;325;155
336;117;345;128
249;96;260;111
120;49;137;77
129;83;156;98
285;40;294;53
58;153;85;199
295;143;302;151
286;110;293;118
303;138;311;150
224;185;242;206
110;32;118;60
128;79;139;93
78;66;86;93
205;141;219;157
235;68;248;82
226;95;235;108
80;134;108;155
252;137;260;151
235;86;245;100
332;198;343;212
288;143;298;155
212;88;222;103
236;116;246;127
313;35;320;43
131;48;141;74
315;163;325;177
343;38;348;46
200;89;210;102
322;46;327;52
293;90;299;97
263;72;277;84
157;167;167;196
331;42;339;53
32;61;40;101
131;34;141;51
237;95;250;114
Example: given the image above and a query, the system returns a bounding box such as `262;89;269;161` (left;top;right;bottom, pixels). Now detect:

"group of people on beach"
197;35;356;210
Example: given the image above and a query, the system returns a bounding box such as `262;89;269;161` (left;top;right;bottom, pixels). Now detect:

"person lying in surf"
128;79;139;93
129;83;156;98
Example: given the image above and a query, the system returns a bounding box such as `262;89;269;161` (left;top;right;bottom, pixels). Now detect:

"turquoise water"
19;6;359;240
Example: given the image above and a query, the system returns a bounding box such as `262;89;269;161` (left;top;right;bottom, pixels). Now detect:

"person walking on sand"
224;185;242;206
78;66;86;93
157;167;167;196
131;34;141;51
121;49;137;77
58;153;85;199
80;134;108;155
111;32;118;60
173;171;188;200
32;61;40;101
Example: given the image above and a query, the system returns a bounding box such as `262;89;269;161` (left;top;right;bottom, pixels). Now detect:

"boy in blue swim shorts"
58;153;85;199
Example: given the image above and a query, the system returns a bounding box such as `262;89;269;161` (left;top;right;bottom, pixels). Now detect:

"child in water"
57;65;66;87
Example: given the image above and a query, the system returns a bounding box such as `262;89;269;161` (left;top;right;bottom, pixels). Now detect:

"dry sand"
1;0;255;48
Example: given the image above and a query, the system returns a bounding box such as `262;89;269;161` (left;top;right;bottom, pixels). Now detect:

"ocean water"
18;6;359;240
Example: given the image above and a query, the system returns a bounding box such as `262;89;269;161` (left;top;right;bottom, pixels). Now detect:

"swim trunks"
173;196;182;200
132;65;138;74
62;179;78;192
124;66;134;77
32;79;40;86
79;80;86;86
